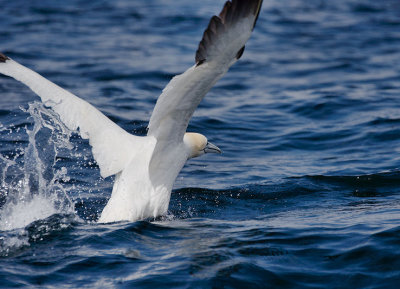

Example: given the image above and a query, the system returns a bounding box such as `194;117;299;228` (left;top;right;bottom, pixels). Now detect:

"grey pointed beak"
204;141;222;154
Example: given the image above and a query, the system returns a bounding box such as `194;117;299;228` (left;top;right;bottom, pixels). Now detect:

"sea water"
1;0;400;288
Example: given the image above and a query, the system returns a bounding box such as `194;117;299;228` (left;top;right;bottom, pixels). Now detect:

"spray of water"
0;102;76;232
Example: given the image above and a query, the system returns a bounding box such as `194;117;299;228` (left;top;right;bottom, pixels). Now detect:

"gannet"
0;0;263;223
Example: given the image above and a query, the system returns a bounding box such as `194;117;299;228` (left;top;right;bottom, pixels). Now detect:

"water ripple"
1;0;400;288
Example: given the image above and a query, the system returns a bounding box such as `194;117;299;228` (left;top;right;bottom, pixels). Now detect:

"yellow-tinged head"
183;132;221;159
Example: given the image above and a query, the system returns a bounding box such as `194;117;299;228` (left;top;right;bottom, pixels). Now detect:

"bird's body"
99;133;198;223
99;135;163;223
0;0;263;223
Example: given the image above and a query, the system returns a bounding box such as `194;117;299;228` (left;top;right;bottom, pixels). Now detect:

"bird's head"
184;132;221;159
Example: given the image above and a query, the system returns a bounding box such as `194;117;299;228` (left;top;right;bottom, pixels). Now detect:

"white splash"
0;102;75;232
0;194;58;231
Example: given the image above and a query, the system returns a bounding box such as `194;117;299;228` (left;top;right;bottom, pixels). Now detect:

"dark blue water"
1;0;400;288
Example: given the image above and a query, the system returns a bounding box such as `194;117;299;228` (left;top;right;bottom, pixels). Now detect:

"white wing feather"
0;59;138;178
147;0;262;142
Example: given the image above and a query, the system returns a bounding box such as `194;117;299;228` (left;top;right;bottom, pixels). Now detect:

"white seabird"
0;0;263;223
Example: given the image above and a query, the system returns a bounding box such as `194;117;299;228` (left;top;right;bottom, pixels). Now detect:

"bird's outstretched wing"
147;0;263;141
0;54;140;178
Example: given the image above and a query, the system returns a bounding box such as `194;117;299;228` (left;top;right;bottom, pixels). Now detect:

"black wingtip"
236;46;245;60
252;0;263;30
195;0;263;66
0;53;9;63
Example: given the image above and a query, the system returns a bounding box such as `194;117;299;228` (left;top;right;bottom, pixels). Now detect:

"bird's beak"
204;142;222;154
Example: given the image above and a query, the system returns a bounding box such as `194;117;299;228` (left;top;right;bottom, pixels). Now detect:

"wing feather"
0;57;139;178
147;0;263;142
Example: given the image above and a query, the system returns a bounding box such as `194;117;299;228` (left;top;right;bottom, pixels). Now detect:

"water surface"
1;0;400;288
